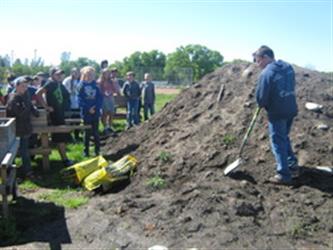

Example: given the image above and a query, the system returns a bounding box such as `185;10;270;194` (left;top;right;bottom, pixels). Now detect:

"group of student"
1;60;156;179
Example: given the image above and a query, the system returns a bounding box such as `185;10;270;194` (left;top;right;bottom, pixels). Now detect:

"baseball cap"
14;75;33;86
49;67;64;76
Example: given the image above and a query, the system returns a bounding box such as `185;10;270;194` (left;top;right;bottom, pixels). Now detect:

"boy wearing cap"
6;76;39;178
122;71;141;128
36;67;73;167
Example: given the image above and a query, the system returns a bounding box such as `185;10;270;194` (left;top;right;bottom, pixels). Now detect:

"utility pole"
34;49;37;61
10;50;14;66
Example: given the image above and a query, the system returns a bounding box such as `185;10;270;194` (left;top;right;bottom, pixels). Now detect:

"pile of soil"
7;63;333;249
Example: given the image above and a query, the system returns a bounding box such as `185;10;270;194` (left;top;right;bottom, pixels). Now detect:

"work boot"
288;159;300;179
269;174;293;185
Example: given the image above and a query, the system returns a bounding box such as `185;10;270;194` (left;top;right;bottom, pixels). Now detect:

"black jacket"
6;92;39;137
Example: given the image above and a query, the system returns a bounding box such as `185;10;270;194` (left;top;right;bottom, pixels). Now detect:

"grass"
223;134;236;145
146;175;167;190
159;151;172;163
38;189;88;209
155;93;178;112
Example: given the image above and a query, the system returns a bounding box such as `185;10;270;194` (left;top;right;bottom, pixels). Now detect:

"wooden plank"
40;134;50;171
114;95;127;108
33;124;91;134
0;138;19;218
65;118;83;124
29;147;52;155
217;84;225;102
0;118;16;161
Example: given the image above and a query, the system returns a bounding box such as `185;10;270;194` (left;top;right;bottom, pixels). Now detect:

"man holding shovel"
253;45;299;185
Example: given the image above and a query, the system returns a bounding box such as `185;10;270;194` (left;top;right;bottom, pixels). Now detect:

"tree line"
0;44;223;84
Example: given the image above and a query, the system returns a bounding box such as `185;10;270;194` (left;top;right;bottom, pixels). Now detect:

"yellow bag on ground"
61;156;108;184
83;155;138;191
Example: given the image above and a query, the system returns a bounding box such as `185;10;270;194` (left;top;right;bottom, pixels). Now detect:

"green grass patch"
38;189;88;209
159;151;172;163
146;175;167;190
18;179;39;191
223;134;236;145
155;93;178;112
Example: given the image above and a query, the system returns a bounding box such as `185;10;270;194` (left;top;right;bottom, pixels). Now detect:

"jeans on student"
19;135;32;176
268;117;297;181
84;119;100;155
127;99;139;127
144;103;155;120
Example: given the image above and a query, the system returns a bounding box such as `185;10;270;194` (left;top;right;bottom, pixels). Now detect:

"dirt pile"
9;63;333;249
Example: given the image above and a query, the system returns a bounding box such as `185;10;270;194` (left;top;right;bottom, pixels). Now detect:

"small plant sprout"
146;175;167;190
159;151;172;163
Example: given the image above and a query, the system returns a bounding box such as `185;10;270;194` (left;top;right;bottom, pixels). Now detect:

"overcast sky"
0;0;332;71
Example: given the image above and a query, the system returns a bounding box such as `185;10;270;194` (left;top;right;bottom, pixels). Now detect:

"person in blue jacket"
253;45;299;185
78;66;102;157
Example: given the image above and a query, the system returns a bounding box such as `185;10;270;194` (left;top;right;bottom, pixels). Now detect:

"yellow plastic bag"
61;156;108;184
83;155;138;191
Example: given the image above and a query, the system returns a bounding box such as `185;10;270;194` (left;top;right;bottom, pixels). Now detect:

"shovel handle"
239;107;261;156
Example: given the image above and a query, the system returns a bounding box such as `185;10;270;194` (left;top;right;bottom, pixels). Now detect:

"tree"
164;44;223;83
121;50;166;80
59;55;99;76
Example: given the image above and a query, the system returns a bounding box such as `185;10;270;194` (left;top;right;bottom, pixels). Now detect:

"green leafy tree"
121;50;166;81
59;53;99;76
164;44;223;83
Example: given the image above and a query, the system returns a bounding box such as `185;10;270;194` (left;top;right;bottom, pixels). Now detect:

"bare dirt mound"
9;63;333;249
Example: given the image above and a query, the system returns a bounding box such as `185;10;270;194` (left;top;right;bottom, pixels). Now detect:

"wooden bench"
113;95;127;120
63;96;128;121
0;139;19;218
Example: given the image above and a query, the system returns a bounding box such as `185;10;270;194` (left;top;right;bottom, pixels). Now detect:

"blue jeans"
144;103;155;120
268;118;297;181
19;135;32;176
127;99;139;127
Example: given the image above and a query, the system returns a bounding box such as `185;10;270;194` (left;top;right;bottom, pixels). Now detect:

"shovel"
224;107;261;175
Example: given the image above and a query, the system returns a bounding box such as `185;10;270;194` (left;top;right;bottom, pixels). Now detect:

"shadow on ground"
1;197;71;250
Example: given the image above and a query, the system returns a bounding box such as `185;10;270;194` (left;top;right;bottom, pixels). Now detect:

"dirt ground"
3;63;333;249
156;87;181;94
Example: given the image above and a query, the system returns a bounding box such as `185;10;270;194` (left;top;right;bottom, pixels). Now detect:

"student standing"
6;76;39;178
122;71;141;129
141;73;156;120
36;67;73;167
78;66;102;157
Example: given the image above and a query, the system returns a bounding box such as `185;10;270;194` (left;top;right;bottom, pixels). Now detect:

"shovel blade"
224;158;243;175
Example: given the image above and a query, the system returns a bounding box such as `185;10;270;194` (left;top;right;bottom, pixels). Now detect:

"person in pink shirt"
97;68;121;135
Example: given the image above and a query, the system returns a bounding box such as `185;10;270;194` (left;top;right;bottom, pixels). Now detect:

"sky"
0;0;332;72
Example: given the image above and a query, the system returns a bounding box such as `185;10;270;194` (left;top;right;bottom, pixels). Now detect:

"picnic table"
31;123;90;171
2;107;90;171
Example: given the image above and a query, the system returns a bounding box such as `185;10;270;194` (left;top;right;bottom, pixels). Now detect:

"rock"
317;124;329;130
240;180;248;187
298;150;310;166
148;245;168;250
305;102;323;111
235;201;259;217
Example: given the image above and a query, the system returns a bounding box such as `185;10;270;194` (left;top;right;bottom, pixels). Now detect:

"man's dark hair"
100;60;108;69
253;45;275;60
